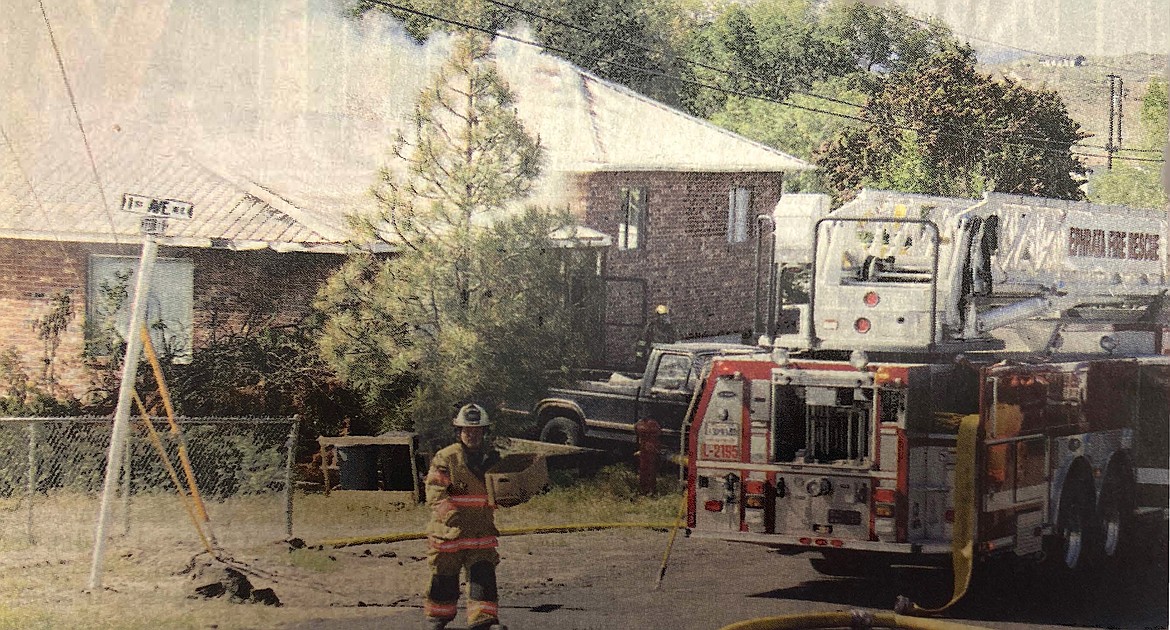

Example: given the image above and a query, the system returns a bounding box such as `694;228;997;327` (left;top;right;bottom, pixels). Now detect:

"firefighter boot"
467;561;500;630
424;571;459;630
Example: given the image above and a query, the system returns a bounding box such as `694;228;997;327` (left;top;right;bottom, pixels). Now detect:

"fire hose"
719;610;986;630
313;522;677;549
895;413;980;616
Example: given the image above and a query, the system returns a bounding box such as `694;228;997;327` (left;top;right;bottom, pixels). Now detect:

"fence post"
283;415;300;538
26;420;39;545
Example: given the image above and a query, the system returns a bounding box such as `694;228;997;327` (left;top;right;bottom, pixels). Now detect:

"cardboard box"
486;453;549;507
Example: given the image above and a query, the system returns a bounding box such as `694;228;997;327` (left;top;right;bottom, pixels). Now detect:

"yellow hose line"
316;521;677;549
655;493;688;589
720;611;987;630
140;323;214;533
132;391;215;555
898;413;980;616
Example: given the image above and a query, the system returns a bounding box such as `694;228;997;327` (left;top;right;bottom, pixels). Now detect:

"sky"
892;0;1170;58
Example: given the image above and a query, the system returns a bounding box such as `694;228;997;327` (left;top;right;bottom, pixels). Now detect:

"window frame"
617;186;648;251
728;186;753;244
86;254;195;364
651;352;693;392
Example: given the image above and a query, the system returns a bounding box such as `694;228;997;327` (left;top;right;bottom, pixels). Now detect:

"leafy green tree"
710;76;864;159
350;0;513;43
521;0;685;105
350;0;696;107
315;34;589;447
821;1;961;92
1089;77;1168;209
686;0;846;118
815;50;1088;203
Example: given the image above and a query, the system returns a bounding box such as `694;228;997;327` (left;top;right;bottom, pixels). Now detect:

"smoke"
0;1;522;215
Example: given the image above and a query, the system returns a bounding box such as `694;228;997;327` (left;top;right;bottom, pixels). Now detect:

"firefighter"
423;403;506;630
634;304;678;369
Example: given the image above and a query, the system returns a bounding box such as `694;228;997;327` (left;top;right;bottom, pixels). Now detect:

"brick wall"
0;238;342;401
568;171;785;365
0;239;90;396
192;249;339;343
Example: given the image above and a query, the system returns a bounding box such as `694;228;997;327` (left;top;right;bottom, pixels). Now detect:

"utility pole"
1106;74;1124;169
89;194;193;592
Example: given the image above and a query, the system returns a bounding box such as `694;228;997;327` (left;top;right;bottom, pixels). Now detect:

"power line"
482;0;873;113
368;0;1163;166
36;0;120;244
471;0;1162;162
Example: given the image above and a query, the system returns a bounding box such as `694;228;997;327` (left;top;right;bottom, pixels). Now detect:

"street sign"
121;193;194;220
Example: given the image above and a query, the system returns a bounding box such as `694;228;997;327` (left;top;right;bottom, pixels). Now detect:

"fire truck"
686;190;1169;588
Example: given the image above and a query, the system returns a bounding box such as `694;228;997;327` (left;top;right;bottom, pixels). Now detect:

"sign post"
88;194;192;592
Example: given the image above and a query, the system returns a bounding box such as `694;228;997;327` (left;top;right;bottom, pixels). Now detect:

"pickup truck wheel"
540;417;584;447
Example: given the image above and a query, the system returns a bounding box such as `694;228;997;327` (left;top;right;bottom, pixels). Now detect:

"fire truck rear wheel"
540;416;584;447
1097;462;1135;561
1051;467;1097;575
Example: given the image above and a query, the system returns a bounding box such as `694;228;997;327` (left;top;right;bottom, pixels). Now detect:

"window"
87;255;194;363
728;187;752;243
618;187;647;250
652;353;692;391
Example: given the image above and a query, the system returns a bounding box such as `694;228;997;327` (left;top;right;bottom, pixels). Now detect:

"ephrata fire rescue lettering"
1068;227;1161;261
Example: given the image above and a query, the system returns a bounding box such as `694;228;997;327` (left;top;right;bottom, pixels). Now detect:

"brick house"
1;28;811;396
0;127;358;400
507;53;814;365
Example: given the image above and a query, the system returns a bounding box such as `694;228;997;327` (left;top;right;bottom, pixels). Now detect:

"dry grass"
0;466;683;629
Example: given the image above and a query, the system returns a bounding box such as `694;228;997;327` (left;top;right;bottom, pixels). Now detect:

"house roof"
506;50;814;174
0;124;362;252
0;10;813;251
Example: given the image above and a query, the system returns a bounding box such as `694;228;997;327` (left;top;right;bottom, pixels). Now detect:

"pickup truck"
523;342;759;450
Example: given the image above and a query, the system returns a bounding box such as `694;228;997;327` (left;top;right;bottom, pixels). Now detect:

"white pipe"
89;237;158;592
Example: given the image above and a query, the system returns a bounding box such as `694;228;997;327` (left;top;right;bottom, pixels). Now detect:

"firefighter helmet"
453;403;491;428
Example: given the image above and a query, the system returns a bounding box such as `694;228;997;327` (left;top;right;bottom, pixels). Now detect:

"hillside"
983;53;1168;167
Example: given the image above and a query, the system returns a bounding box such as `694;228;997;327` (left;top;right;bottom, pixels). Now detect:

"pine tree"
315;33;588;446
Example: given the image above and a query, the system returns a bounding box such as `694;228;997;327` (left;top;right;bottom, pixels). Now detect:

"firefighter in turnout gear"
423;404;506;630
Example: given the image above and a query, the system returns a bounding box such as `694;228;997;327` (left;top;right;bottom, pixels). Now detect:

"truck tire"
1097;461;1135;562
1050;466;1098;576
540;416;584;447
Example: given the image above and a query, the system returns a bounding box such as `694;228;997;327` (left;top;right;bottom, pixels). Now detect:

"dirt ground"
2;492;1166;630
275;527;1170;630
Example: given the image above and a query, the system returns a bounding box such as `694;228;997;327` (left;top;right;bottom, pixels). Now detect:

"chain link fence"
0;416;298;554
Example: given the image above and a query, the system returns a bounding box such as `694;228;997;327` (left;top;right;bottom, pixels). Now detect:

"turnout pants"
424;545;500;627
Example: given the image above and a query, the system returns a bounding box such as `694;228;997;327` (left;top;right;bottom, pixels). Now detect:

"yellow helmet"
655;304;670;316
453;403;491;428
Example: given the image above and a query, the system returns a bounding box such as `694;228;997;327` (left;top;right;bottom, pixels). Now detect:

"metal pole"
283;416;300;538
120;434;132;537
89;236;157;591
26;421;38;545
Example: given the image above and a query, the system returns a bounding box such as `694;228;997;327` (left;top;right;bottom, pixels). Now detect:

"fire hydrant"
635;418;661;495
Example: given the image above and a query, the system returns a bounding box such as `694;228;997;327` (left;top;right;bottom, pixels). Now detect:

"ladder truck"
686;190;1169;592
